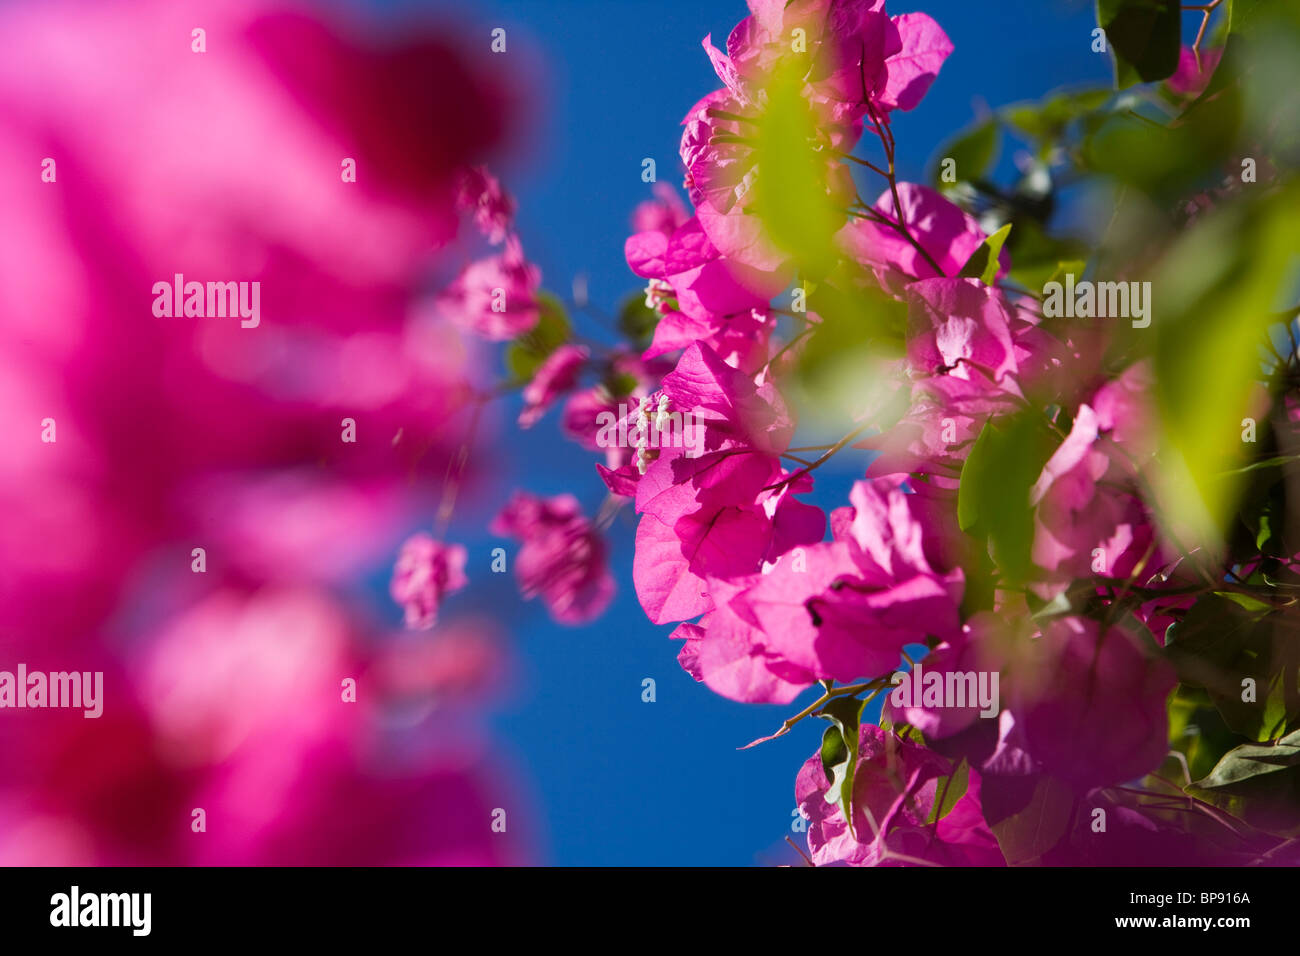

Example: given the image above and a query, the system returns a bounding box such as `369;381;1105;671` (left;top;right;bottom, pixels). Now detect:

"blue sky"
370;0;1120;865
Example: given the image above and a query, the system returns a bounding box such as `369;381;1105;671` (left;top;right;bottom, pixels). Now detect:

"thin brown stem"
762;421;873;493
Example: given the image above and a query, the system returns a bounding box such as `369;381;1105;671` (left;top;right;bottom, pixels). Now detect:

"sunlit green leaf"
958;223;1012;285
957;413;1059;584
752;58;845;278
1150;183;1300;552
926;759;970;824
817;696;866;838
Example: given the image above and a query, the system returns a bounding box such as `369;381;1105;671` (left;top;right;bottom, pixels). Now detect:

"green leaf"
933;119;1000;188
817;696;866;838
1225;0;1300;38
1005;222;1090;292
926;759;970;825
957;413;1059;584
752;58;845;278
1097;0;1181;89
1212;590;1272;614
1079;87;1242;202
1166;593;1269;680
958;223;1012;285
1000;88;1112;146
1167;685;1244;781
1166;593;1296;742
1045;260;1088;288
1238;478;1286;557
877;716;926;747
986;775;1074;865
1150;183;1300;552
603;371;639;399
1218;455;1300;478
790;284;909;428
1195;729;1300;789
505;291;571;383
1029;589;1073;621
617;292;659;346
1190;728;1300;836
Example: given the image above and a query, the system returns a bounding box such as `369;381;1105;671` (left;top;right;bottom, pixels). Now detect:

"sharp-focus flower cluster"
373;0;1297;867
540;0;1298;866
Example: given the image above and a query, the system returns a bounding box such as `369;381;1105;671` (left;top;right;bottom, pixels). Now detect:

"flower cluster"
1;0;537;865
486;0;1294;866
388;0;1300;866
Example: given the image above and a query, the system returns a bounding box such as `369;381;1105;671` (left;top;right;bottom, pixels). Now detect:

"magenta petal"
880;13;953;112
633;514;714;624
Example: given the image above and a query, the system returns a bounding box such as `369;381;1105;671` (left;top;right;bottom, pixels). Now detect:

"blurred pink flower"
0;0;535;865
519;345;588;429
456;165;517;245
440;234;542;341
492;492;615;624
391;534;470;630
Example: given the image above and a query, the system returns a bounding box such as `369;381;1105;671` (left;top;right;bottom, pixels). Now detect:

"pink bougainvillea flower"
0;0;514;652
595;338;789;504
796;725;1001;866
841;183;1008;291
562;350;673;448
0;0;541;866
455;165;516;245
1009;616;1175;789
905;277;1021;388
390;533;469;630
881;634;1004;741
633;511;724;623
644;306;776;369
671;574;816;704
564;351;677;495
795;724;945;866
622;341;817;626
720;1;951;118
875;11;954;112
861;289;1065;485
632;182;691;236
626;214;787;346
1168;44;1223;98
1030;402;1156;587
1091;361;1158;461
492;492;615;625
678;89;807;275
181;472;423;585
374;617;507;704
632;453;804;624
519;344;588;428
654;340;794;455
440;234;540;341
736;477;964;683
1038;787;1287;865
